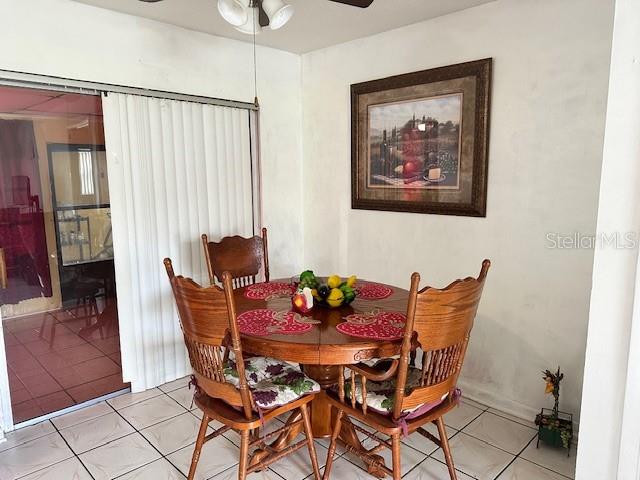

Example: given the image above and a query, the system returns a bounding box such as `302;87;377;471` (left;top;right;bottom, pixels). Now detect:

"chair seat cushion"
344;367;447;415
223;356;320;410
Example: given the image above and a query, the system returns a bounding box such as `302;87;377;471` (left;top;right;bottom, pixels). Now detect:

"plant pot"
535;409;573;452
538;426;564;448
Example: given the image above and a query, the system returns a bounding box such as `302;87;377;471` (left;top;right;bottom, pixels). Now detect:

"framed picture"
351;58;491;216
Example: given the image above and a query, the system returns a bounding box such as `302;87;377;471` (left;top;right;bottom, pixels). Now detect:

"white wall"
0;0;618;434
576;0;640;477
301;0;613;422
0;0;304;278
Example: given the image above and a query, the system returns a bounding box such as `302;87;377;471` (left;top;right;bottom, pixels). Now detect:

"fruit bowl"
297;270;357;309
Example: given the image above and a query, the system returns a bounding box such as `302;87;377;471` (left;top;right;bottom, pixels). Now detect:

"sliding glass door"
0;85;127;426
0;79;259;430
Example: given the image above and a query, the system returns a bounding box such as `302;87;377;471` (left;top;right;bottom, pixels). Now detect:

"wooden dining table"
234;278;409;476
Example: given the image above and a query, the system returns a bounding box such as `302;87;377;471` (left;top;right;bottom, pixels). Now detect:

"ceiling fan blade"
328;0;374;7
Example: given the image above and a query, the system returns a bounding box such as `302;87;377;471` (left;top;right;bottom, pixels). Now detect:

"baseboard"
457;379;580;439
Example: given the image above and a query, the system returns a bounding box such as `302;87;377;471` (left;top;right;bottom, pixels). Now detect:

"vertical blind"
102;92;258;391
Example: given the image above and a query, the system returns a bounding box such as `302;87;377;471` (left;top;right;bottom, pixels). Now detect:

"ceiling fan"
138;0;374;33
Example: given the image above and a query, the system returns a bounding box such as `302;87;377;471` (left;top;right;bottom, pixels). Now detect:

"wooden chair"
164;258;321;480
202;228;269;289
323;260;491;480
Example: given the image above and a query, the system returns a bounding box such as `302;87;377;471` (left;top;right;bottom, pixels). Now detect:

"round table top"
234;278;409;365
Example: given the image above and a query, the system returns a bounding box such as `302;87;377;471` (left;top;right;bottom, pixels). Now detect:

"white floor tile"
404;457;475;480
189;409;226;430
167;435;240;480
320;457;376;480
60;411;135;454
463;412;537;455
119;394;187;429
520;438;576;478
401;421;457;455
0;432;74;479
432;432;514;480
462;398;489;411
487;409;537;429
51;401;113;430
167;386;197;410
212;465;281;480
79;433;161;480
108;388;163;410
270;441;327;480
0;421;55;453
497;457;571;480
190;408;205;420
18;457;92;480
118;458;186;479
443;402;484;430
141;412;209;455
159;376;191;393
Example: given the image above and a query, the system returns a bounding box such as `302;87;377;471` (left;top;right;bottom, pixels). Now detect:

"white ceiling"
72;0;495;54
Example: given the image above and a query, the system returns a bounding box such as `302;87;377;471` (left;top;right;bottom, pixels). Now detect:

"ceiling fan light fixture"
262;0;294;30
234;6;262;34
217;0;250;27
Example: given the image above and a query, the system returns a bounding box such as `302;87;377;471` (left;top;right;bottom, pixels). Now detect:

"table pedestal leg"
302;364;341;437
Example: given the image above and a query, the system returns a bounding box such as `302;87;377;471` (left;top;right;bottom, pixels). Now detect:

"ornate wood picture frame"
351;58;492;216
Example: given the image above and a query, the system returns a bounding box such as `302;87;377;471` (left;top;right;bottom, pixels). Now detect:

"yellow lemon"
346;275;357;288
327;275;342;289
327;288;344;307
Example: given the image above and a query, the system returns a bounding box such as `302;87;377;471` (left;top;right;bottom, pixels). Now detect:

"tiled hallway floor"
3;303;128;424
0;376;577;480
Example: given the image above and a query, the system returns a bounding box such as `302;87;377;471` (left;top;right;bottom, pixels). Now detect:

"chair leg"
322;409;344;480
391;432;401;480
239;429;250;480
82;298;91;326
188;414;210;480
300;403;321;480
436;416;457;480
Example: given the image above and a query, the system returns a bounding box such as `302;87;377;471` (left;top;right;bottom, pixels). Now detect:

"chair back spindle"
164;258;254;419
0;248;7;289
201;228;269;288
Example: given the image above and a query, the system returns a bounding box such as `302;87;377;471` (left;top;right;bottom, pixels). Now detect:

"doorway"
0;85;127;425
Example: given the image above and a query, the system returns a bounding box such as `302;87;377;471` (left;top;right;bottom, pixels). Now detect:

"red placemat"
336;311;406;340
244;282;296;300
355;282;393;300
237;309;314;336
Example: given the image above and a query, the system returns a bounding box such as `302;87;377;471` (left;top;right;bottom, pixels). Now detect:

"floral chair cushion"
223;356;320;410
344;366;448;415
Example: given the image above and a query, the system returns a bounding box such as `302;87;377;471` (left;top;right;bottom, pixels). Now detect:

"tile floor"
0;376;577;480
3;303;128;424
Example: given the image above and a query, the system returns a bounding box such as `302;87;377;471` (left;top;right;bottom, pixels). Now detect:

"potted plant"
535;367;573;456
